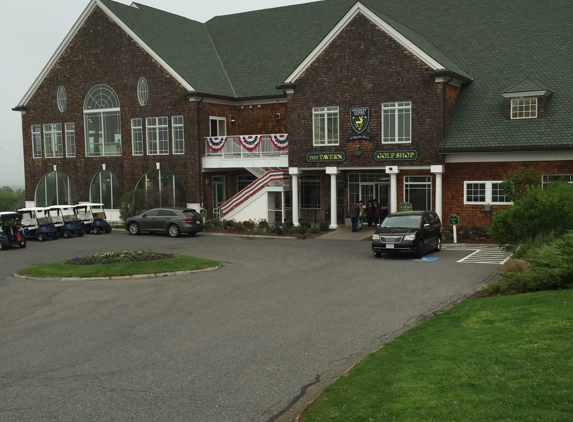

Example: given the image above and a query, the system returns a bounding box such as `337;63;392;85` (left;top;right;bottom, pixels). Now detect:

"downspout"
196;96;204;208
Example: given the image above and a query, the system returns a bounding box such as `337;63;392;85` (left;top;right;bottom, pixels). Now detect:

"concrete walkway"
318;224;375;241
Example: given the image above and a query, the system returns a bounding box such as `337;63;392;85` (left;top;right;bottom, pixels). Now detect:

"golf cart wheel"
93;227;101;235
168;224;181;238
63;230;71;239
128;222;140;235
20;240;26;248
105;226;112;233
37;233;47;242
0;242;6;250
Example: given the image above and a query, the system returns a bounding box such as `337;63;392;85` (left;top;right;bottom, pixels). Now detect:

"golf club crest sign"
347;106;374;142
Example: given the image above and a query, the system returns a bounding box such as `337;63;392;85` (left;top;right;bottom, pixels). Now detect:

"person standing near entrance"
366;200;375;228
374;201;382;226
349;199;361;232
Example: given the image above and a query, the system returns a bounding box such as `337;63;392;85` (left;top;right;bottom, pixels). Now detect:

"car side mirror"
142;214;147;218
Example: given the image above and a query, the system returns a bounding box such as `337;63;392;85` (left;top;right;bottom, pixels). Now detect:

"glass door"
212;176;225;219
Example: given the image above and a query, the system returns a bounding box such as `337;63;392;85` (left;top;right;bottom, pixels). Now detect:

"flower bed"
67;250;174;266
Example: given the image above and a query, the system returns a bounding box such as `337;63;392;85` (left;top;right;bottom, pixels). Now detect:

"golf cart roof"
75;202;105;208
0;212;22;220
18;207;49;212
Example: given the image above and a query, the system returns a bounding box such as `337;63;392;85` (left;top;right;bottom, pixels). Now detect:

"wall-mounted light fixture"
102;163;106;171
53;164;57;172
230;115;236;123
205;178;210;185
275;113;281;122
156;162;160;170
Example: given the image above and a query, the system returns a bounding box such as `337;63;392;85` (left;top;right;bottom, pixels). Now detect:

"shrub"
309;225;320;234
242;220;255;230
284;220;294;231
223;219;236;229
272;224;283;235
289;225;302;234
119;189;146;223
319;221;330;232
258;220;270;230
300;221;312;230
209;219;222;228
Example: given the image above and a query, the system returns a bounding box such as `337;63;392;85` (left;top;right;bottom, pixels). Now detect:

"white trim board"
445;150;573;163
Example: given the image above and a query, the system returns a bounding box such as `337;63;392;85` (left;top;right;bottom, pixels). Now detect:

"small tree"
119;189;147;223
500;167;540;202
0;186;25;211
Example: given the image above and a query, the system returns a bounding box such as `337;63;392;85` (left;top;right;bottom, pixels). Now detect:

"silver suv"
126;208;205;238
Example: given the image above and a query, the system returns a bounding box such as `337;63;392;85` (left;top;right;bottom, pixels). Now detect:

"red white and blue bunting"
270;134;289;150
238;135;263;151
206;136;228;151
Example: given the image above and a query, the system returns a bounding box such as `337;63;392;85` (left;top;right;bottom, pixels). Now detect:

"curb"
13;265;220;281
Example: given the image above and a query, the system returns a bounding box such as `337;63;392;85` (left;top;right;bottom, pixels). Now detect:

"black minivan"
371;211;442;258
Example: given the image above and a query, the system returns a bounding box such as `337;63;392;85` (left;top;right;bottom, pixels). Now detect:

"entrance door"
212;176;225;219
360;184;375;208
378;182;390;219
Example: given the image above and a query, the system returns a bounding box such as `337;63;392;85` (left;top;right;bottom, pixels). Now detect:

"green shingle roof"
503;77;553;96
99;0;573;151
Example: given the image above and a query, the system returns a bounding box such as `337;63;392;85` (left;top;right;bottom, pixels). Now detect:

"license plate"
385;244;394;249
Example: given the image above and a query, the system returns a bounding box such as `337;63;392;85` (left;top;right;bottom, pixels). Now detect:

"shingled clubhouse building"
13;0;573;229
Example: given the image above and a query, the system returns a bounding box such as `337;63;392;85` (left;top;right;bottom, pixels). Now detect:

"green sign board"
399;202;412;211
449;214;459;225
374;150;418;161
306;152;346;163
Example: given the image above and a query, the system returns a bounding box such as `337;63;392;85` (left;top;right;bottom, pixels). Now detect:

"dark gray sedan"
125;208;205;237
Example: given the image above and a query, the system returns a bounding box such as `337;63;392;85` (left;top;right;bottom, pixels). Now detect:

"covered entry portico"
289;165;444;229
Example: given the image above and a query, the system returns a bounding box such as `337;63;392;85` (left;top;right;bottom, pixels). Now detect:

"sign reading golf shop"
374;150;418;161
306;152;346;163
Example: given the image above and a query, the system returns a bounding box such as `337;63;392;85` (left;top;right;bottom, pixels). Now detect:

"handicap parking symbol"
411;257;439;262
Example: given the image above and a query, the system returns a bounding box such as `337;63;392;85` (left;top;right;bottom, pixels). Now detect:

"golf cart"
46;205;85;238
0;212;27;250
74;202;112;234
18;207;59;241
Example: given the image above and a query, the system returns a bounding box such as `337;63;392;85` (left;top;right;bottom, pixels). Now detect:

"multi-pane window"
238;175;256;191
511;98;537;119
31;124;42;158
542;174;573;188
464;181;509;204
43;123;63;158
131;118;144;156
57;86;67;112
172;116;184;154
90;170;121;209
146;117;169;155
404;176;431;210
383;102;411;143
209;117;226;136
84;84;121;157
65;123;76;157
137;77;149;106
300;175;321;209
313;107;339;145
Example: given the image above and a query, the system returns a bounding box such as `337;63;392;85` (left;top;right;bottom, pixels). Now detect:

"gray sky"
0;0;313;190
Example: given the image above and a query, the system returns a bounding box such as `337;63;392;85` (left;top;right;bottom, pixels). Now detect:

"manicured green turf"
303;290;573;422
16;254;219;278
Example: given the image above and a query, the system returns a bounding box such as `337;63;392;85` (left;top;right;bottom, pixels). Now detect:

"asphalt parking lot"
0;230;501;421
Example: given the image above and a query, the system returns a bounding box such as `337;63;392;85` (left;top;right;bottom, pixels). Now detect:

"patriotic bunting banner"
239;135;263;151
270;134;289;150
206;136;228;151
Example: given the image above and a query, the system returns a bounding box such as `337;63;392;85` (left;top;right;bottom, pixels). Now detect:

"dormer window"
511;98;537;119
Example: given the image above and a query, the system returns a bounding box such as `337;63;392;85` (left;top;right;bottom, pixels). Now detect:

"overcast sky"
0;0;314;190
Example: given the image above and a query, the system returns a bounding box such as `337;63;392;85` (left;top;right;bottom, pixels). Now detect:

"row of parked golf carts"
0;203;111;250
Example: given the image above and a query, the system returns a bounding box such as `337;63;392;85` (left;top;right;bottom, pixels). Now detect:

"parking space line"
457;248;511;265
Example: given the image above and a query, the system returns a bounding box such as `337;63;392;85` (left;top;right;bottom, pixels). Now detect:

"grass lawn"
16;254;219;278
302;289;573;421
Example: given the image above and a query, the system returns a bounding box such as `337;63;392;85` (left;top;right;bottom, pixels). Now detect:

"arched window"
35;171;79;207
135;169;186;208
84;84;121;157
137;77;148;106
90;170;122;209
57;86;67;112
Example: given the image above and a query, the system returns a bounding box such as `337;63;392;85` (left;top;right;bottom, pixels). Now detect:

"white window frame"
464;181;510;205
83;84;122;157
382;102;411;144
43;123;63;158
131;118;144;156
65;123;76;157
57;86;67;112
542;174;573;188
209;116;226;136
313;106;339;146
137;77;149;106
146;117;169;155
511;98;537;119
172;116;184;154
31;124;42;158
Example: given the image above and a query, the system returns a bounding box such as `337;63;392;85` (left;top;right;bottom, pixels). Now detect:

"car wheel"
37;233;47;242
168;224;181;238
435;237;442;252
373;251;382;258
63;230;71;239
128;222;140;235
93;227;100;235
414;240;424;259
20;240;26;248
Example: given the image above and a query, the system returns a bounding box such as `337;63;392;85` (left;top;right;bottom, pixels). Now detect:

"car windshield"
381;215;421;229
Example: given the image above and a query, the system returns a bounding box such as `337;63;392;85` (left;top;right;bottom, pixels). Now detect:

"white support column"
431;165;444;221
386;166;400;213
289;167;300;226
326;167;339;229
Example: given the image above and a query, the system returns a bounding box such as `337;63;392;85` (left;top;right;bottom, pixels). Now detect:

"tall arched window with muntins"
137;77;148;106
84;84;121;157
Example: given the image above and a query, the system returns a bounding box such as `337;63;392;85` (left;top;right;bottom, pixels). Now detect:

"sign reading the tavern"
306;152;346;163
374;150;418;161
346;106;374;142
